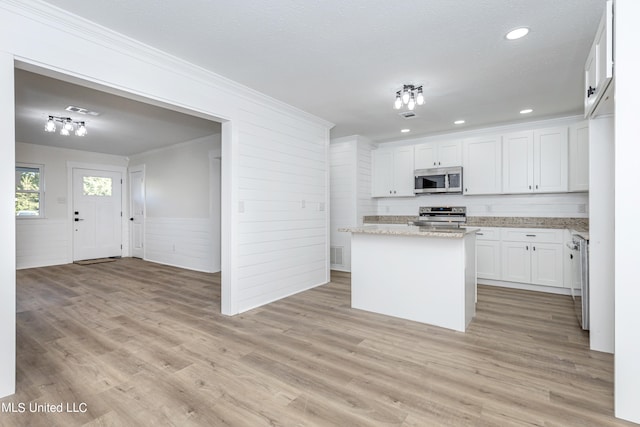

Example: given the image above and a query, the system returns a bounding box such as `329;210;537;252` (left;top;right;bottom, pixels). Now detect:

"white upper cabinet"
415;140;462;169
569;122;589;192
414;143;437;169
372;146;415;197
462;135;502;195
585;0;614;117
534;127;568;193
502;131;534;193
502;127;568;194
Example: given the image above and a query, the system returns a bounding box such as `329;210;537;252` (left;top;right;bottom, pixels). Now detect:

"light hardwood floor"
0;259;634;426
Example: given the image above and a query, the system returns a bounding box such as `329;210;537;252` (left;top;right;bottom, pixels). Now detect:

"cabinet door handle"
535;184;538;190
438;161;441;165
476;232;484;235
587;86;596;98
533;246;536;251
529;185;532;190
389;190;392;194
465;188;468;193
433;161;436;166
526;245;529;250
526;234;536;237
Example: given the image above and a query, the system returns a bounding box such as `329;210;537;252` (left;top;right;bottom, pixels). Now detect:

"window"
83;176;113;196
15;164;44;218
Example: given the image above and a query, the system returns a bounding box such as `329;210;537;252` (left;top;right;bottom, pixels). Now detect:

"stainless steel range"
412;206;467;228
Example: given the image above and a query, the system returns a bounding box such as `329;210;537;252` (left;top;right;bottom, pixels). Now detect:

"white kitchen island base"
348;227;477;332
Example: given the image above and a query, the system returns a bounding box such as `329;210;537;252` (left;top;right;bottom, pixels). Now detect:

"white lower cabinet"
500;228;565;288
476;227;567;289
476;228;501;280
501;241;531;283
531;243;564;287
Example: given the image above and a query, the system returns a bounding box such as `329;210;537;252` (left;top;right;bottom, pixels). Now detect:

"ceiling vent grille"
66;105;100;116
399;111;417;119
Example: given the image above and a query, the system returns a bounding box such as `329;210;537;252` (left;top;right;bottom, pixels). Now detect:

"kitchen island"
340;225;478;332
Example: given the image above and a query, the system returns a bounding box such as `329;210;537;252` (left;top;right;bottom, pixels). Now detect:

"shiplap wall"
235;108;329;311
356;137;376;221
330;139;355;271
145;218;215;272
1;1;331;397
16;219;69;269
330;135;376;271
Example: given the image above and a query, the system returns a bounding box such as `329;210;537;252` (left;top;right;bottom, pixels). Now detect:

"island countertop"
339;225;480;238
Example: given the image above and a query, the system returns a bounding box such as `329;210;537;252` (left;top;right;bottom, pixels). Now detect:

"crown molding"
0;0;334;129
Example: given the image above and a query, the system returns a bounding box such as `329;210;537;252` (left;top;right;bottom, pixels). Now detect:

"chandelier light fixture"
394;84;425;111
44;115;88;136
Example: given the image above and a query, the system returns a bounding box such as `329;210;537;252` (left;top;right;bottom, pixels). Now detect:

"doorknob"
129;218;134;221
74;218;84;222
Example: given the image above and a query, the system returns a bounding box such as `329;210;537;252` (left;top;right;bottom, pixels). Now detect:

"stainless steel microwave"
414;167;463;194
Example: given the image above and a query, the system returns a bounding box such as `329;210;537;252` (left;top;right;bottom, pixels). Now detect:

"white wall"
330;135;375;271
129;134;221;272
15;142;129;269
356;137;377;222
0;51;16;399
0;1;331;398
234;109;329;311
330;138;356;271
378;193;589;218
588;117;614;354
614;0;640;422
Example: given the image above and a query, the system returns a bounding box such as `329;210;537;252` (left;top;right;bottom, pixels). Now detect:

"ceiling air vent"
398;111;417;119
65;105;100;116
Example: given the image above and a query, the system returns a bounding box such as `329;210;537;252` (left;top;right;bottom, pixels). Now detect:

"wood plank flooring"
0;258;634;426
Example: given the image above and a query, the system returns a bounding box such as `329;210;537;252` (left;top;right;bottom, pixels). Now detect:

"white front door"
72;168;123;261
129;169;145;259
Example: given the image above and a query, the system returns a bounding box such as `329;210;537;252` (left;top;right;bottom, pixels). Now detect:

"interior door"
73;168;122;261
129;169;145;259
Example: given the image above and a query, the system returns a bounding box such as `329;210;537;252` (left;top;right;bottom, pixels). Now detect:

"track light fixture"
394;85;425;111
44;115;88;136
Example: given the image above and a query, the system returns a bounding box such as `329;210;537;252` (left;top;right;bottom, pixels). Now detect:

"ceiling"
20;0;605;151
14;69;220;156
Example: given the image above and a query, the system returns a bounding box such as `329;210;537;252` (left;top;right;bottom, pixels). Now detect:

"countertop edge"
339;226;480;238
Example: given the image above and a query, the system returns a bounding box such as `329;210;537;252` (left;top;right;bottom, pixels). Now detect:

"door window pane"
83;176;113;196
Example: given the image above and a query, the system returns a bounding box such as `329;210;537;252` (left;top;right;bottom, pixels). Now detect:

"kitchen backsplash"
375;192;589;218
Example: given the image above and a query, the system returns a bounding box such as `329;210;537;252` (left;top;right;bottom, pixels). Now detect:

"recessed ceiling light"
520;108;533;114
401;129;411;133
454;120;465;125
506;27;529;40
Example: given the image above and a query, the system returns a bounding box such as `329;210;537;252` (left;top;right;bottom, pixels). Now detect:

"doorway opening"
14;62;224;273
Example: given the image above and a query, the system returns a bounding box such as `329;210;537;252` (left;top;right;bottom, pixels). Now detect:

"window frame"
15;163;45;219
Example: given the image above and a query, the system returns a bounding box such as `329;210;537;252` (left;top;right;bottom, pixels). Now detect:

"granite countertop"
362;216;589;232
339;225;479;238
